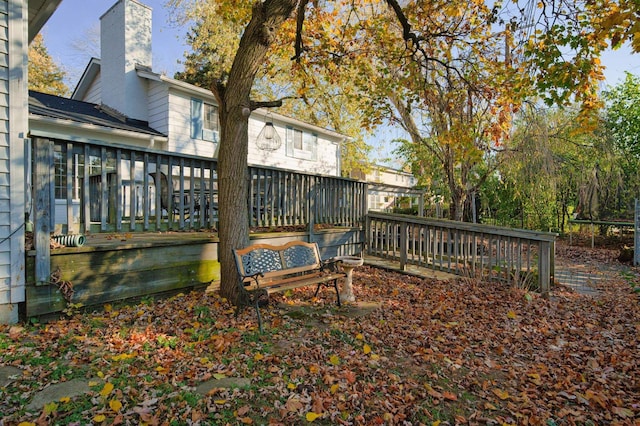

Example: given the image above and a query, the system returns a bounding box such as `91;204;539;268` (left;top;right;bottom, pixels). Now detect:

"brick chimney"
99;0;152;121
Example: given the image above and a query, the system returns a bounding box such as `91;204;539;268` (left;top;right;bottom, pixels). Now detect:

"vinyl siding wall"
147;79;168;135
0;0;27;322
82;78;102;105
0;0;10;306
167;89;340;175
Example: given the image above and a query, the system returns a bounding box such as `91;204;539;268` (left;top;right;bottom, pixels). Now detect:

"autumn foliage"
1;242;639;424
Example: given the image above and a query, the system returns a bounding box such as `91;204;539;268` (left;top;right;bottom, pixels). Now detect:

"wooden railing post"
538;241;551;298
399;221;407;271
33;137;53;285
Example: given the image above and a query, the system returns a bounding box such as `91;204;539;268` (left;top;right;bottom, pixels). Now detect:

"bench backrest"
234;241;322;281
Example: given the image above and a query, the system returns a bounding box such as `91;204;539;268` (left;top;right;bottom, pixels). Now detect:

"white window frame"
191;98;219;143
286;126;317;161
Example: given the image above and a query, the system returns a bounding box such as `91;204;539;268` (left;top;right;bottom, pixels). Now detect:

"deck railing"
34;138;367;235
366;212;556;295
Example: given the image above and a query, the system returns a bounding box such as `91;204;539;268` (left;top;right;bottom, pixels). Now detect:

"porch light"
256;112;282;151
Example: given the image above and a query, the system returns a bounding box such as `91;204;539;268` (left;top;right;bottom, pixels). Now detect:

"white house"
0;0;63;323
71;0;345;176
352;164;422;212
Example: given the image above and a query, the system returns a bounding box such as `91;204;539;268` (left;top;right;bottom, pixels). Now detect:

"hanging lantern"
256;112;282;151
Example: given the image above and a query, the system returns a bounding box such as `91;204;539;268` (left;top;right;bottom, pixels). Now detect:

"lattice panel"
283;245;317;268
241;249;282;275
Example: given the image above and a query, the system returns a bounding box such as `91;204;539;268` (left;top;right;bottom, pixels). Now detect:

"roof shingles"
29;91;165;137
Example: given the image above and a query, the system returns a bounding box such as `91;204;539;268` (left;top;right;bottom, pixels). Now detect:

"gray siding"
147;80;168;134
83;77;102;104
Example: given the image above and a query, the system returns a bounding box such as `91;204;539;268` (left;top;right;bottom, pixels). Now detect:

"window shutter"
191;98;203;139
285;126;294;157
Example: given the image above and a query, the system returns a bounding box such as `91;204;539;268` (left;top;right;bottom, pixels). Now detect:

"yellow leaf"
97;371;104;378
109;399;123;412
370;354;380;361
100;382;114;398
329;355;340;366
507;310;517;319
111;353;135;362
306;412;321;422
287;383;296;390
44;402;58;415
330;384;339;394
432;421;442;426
214;399;227;404
156;366;169;374
104;303;112;312
59;396;71;403
355;333;364;340
18;423;36;426
254;353;264;361
492;388;510;400
93;414;106;423
363;344;371;354
213;373;227;380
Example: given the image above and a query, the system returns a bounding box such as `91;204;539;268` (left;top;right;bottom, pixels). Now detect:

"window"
53;145;87;201
191;98;219;142
285;126;317;160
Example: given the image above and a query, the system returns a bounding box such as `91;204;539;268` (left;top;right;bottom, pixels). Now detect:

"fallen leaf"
306;412;321;422
492;388;510;400
612;406;634;418
100;382;114;398
110;399;123;412
44;402;58;415
443;391;457;401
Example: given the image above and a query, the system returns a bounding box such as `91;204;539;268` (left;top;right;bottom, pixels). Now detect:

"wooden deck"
363;255;458;281
25;228;364;319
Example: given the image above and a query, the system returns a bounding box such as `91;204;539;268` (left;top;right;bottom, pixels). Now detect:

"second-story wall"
163;86;341;175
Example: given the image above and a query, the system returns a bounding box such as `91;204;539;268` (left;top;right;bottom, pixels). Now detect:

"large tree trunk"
449;186;466;221
216;0;297;305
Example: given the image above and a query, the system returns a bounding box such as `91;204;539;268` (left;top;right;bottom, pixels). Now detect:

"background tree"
28;33;69;96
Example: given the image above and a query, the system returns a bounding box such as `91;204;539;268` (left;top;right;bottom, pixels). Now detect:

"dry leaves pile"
1;242;639;425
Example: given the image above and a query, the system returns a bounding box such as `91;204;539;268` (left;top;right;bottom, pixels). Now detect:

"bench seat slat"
243;272;347;293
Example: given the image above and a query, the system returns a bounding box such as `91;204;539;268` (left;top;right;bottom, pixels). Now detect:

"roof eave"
136;70;348;142
29;114;168;146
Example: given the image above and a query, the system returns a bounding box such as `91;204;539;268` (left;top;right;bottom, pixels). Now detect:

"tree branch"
292;0;311;61
249;95;301;111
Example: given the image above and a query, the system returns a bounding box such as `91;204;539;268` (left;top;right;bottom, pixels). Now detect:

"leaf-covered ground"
1;241;639;425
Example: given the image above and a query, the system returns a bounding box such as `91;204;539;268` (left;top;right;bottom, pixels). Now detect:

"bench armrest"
320;258;342;273
241;272;265;288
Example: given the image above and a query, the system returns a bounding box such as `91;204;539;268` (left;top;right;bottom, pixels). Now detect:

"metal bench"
233;241;345;331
